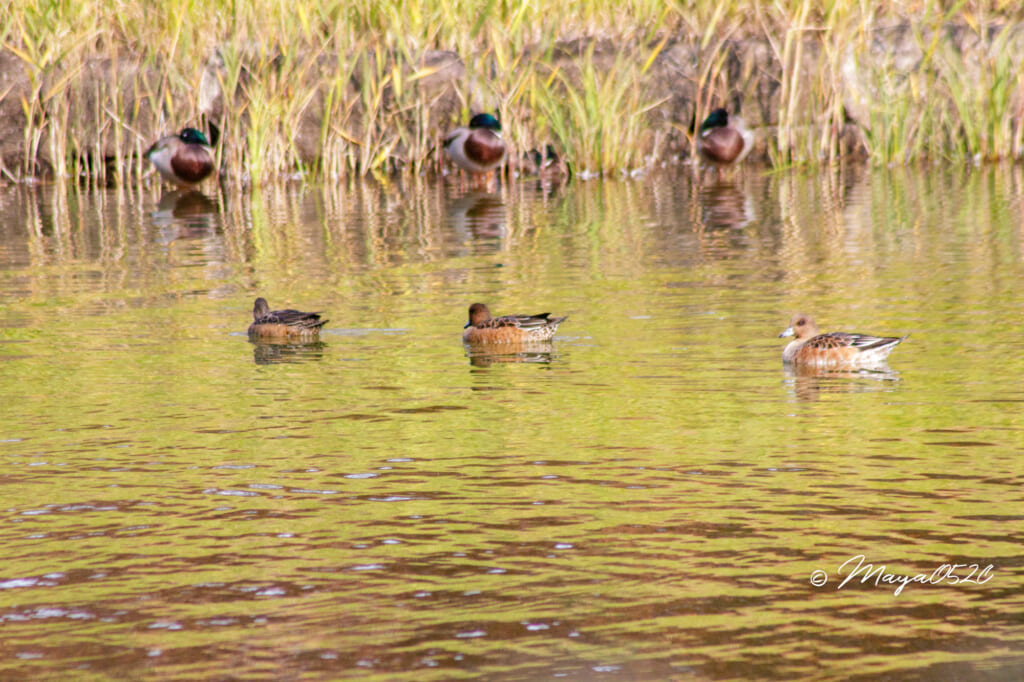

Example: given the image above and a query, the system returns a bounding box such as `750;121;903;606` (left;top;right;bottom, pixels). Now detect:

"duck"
463;303;567;344
778;314;907;368
443;113;507;177
696;108;753;169
248;297;327;339
145;127;215;188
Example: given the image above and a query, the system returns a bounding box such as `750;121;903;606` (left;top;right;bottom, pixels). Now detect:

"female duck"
146;127;215;188
463;303;567;344
248;298;327;339
779;314;906;368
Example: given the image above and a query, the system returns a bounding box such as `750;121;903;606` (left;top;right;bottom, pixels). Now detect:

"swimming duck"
248;297;327;339
145;127;215;188
443;113;507;176
696;108;753;169
463;303;567;344
779;314;907;368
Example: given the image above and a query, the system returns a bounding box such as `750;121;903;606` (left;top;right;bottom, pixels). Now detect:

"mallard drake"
145;127;215;188
443;113;507;176
696;108;753;169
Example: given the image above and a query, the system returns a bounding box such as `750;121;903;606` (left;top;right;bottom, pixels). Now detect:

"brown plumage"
696;108;753;168
145;128;215;188
699;128;746;164
463;303;567;344
443;113;507;175
169;148;212;184
779;314;907;368
248;297;327;339
462;131;506;167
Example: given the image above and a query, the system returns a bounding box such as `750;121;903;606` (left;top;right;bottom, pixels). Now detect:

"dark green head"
468;113;501;132
179;127;211;146
699;108;730;132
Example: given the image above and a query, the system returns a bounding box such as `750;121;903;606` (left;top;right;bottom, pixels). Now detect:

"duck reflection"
465;341;558;368
783;364;901;401
446;190;506;241
152;190;219;240
698;180;754;231
251;339;326;365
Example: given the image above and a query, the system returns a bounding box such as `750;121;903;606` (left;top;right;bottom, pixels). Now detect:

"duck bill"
778;326;794;338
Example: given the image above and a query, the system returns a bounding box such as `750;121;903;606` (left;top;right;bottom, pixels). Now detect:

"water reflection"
698;180;754;230
464;341;559;367
444;190;506;242
151;190;220;241
250;339;327;365
1;166;1024;681
782;364;902;401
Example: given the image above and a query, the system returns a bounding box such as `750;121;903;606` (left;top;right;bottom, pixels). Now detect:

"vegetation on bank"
2;0;1024;186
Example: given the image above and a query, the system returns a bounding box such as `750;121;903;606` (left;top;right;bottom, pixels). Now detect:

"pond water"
0;165;1022;680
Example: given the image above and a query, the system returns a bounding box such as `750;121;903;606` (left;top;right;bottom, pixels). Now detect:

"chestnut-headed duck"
779;314;906;368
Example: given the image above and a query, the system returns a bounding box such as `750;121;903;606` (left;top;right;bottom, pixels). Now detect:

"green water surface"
0;166;1022;680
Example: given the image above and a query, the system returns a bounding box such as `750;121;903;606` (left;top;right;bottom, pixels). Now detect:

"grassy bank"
2;0;1024;186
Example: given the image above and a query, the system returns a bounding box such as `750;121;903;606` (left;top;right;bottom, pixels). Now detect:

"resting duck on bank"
696;108;754;170
145;127;215;188
443;113;507;178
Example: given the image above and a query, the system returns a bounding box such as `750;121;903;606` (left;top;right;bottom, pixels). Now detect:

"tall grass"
535;44;669;176
2;0;1024;186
